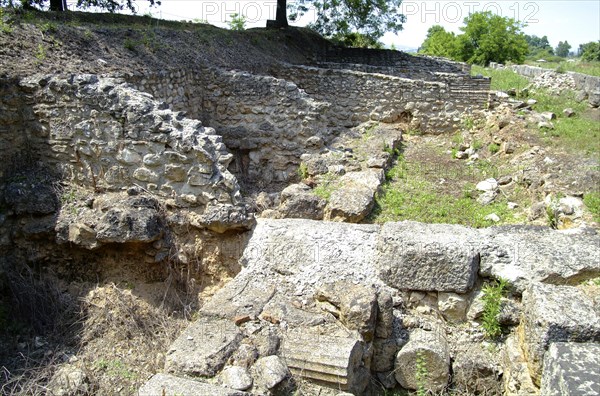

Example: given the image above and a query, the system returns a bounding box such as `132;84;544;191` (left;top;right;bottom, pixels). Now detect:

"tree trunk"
49;0;66;11
275;0;288;27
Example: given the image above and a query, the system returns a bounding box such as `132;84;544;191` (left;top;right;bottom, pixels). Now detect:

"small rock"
233;315;251;326
538;121;555;130
476;178;498;192
220;366;253;391
47;365;88;396
563;108;576;117
540;111;557;121
528;201;547;220
477;191;498;206
497;175;512;185
507;202;519;210
438;292;469;323
496;91;509;99
503;141;515;154
253;356;289;390
484;213;500;223
527;99;538;106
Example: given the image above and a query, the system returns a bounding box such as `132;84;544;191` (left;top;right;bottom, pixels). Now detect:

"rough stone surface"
139;373;249;396
220;366;253;391
520;283;600;384
453;344;502;395
437;292;469;323
376;222;479;293
324;170;382;223
47;364;89;396
503;335;539;396
479;225;600;292
280;330;367;393
252;355;290;390
541;342;600;396
165;316;244;377
394;327;450;392
278;184;326;220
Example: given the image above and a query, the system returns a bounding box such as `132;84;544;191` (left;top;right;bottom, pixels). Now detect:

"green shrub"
481;278;508;339
488;143;500;154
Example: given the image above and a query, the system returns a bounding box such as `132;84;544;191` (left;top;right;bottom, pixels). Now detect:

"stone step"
139;373;249;396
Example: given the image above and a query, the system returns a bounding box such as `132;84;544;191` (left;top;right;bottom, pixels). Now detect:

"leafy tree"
419;25;459;59
555;41;571;57
285;0;406;43
525;34;553;55
331;31;383;49
579;41;600;61
1;0;160;13
227;13;246;31
457;11;528;65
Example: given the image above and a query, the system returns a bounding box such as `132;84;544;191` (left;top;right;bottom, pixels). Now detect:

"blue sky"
134;0;600;50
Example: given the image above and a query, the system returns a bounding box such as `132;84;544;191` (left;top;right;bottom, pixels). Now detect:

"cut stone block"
376;222;479;293
502;335;538;396
280;330;367;392
520;283;600;385
139;373;249;396
165;316;243;377
541;342;600;396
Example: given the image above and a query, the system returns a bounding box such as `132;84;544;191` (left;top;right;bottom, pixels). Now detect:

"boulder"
477;191;498;205
139;373;249;396
165;316;244;377
324;170;383;223
191;204;255;233
520;283;600;384
563;108;576;117
96;206;163;243
278;184;326;220
541;342;600;395
376;222;479;293
394;327;450;392
476;178;499;192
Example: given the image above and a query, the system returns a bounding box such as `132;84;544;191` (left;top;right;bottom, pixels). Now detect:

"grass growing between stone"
472;65;600;155
370;156;522;228
481;278;508;339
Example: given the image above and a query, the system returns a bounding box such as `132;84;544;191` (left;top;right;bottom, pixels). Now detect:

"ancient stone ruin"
1;18;599;396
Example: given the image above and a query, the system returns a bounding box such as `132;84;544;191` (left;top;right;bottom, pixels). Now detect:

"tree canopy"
579;41;600;61
286;0;406;43
555;41;572;58
1;0;160;13
525;34;553;55
418;12;528;65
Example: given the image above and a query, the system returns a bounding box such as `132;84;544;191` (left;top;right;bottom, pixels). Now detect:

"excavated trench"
2;45;599;395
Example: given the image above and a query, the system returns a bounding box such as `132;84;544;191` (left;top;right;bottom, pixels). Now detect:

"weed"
297;163;309;180
462;116;474;131
415;351;428;396
83;28;93;40
451;132;464;147
0;8;14;33
481;278;508;339
123;38;137;51
35;43;46;62
95;359;137;380
472;139;484;150
488;143;500;154
312;173;339;201
39;21;57;33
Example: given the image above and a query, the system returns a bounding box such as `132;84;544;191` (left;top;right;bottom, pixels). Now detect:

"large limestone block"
139;373;249;396
541;342;600;396
240;219;379;296
520;283;600;385
376;222;479;293
479;225;600;292
324;170;383;223
394;327;450;392
280;329;367;393
165;316;243;377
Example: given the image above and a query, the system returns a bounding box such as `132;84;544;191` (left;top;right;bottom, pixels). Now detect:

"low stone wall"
0;74;240;209
271;65;490;133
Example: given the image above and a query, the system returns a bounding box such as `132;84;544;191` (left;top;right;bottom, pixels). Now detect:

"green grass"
584;192;600;222
525;60;600;77
370;158;521;228
472;65;529;92
312;173;340;201
472;65;600;155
